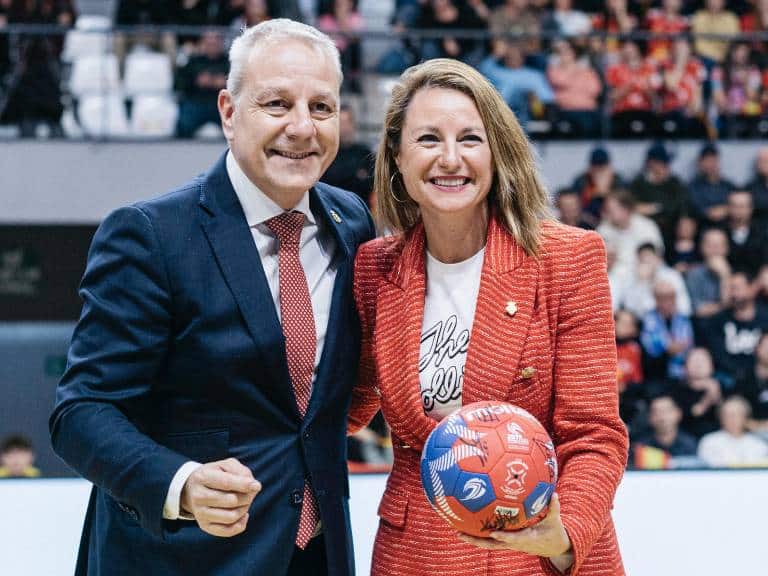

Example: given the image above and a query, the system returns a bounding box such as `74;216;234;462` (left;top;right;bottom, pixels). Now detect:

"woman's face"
396;88;493;224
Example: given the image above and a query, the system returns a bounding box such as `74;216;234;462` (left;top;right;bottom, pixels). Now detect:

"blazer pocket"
377;487;409;529
159;428;230;463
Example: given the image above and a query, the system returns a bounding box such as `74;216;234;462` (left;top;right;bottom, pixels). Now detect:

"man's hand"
180;458;261;537
457;493;572;559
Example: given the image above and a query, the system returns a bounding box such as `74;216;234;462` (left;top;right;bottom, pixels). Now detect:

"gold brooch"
521;366;536;379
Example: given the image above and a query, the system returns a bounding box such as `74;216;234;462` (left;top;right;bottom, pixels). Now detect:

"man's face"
219;39;340;208
699;154;719;179
603;197;630;227
0;449;34;477
729;274;755;308
557;194;582;225
649;397;681;434
700;229;728;259
728;192;753;226
721;401;748;436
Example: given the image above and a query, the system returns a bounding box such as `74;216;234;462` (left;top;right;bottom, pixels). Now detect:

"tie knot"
265;211;305;247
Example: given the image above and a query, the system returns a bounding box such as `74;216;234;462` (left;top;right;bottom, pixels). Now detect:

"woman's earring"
390;172;407;204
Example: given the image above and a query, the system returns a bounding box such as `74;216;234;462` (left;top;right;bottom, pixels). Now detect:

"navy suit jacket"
50;153;375;576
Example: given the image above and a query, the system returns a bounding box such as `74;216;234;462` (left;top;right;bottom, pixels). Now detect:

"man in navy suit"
50;19;374;576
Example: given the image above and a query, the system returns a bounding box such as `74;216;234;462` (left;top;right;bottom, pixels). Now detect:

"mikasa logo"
461;478;487;501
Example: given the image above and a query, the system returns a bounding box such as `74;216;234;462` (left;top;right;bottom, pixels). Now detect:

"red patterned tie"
265;211;319;549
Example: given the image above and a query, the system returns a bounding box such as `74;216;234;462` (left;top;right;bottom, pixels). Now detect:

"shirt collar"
225;150;315;227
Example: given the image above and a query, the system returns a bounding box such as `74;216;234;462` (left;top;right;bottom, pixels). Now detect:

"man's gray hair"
227;19;342;102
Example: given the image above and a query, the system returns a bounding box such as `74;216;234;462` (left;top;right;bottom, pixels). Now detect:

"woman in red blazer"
349;58;628;576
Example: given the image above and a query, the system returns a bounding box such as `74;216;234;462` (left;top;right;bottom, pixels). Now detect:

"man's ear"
218;90;235;141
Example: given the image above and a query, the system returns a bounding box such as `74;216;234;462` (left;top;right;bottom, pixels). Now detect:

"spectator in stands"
711;41;763;138
645;0;690;64
699;271;768;386
668;215;698;273
175;29;228;139
725;189;768;276
479;40;555;127
0;434;40;478
623;242;692;317
598;189;664;280
317;0;364;93
740;333;768;439
697;395;768;466
418;0;487;67
615;308;645;426
606;40;660;138
640;278;694;381
488;0;543;69
374;0;422;74
227;0;271;29
571;146;625;224
114;0;176;69
2;0;75;137
691;0;740;70
590;0;637;66
171;0;213;50
676;347;723;438
657;36;707;138
546;38;602;138
633;395;699;463
629;141;690;249
746;146;768;223
688;142;735;225
543;0;592;37
321;103;374;206
555;188;592;230
686;227;732;320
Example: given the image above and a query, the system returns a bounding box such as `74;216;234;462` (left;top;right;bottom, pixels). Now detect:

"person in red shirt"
657;36;708;138
645;0;689;63
606;40;661;137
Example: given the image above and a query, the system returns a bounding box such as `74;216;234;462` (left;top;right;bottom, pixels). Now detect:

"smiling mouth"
430;177;471;187
270;150;316;160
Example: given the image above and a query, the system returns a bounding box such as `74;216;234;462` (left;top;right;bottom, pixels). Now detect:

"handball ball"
420;401;558;538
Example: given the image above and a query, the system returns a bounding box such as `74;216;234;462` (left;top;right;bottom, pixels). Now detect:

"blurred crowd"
3;1;768;138
558;140;768;469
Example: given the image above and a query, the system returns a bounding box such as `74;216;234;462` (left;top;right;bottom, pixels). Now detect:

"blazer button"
291;489;303;506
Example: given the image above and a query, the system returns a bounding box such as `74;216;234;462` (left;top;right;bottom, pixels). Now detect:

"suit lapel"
197;154;296;415
378;224;438;444
304;187;354;421
463;216;539;405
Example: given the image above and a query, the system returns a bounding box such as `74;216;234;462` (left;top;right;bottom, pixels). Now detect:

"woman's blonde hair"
375;58;551;256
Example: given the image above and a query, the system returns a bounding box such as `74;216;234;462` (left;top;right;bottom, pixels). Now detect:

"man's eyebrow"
254;87;289;99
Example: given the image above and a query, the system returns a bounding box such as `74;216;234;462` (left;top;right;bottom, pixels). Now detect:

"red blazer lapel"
464;216;540;405
377;223;438;447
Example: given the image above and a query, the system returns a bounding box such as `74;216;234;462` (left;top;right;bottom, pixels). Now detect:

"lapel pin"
330;209;342;224
505;301;517;317
521;366;536;379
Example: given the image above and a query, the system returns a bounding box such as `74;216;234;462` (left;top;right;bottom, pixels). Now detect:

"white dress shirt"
162;151;338;520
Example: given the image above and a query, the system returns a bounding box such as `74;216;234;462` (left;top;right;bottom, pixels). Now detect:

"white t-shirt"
419;247;485;421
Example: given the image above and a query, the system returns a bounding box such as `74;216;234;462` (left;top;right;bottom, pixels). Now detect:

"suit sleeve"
49;206;189;540
347;243;382;434
542;232;629;576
